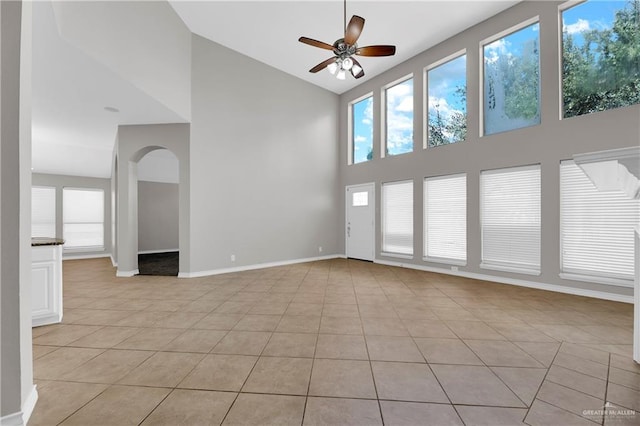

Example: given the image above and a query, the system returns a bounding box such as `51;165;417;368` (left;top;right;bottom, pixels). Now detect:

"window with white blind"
480;165;540;275
560;160;639;286
63;188;104;250
382;180;414;256
32;186;56;238
424;174;466;264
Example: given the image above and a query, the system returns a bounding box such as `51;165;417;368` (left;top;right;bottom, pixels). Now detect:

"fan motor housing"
333;38;357;57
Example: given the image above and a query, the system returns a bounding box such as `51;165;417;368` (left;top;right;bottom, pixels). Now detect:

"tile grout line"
520;340;603;425
602;352;611;426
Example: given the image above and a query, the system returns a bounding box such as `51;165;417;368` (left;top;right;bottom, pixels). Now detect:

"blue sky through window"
562;0;621;45
352;96;373;164
385;78;414;156
428;54;466;146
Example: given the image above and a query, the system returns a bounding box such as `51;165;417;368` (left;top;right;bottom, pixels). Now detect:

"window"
560;160;639;285
63;188;104;250
561;0;640;118
350;95;373;164
424;174;466;264
32;186;56;238
427;54;467;147
352;191;368;207
480;165;541;274
384;77;413;156
483;20;540;136
382;180;413;256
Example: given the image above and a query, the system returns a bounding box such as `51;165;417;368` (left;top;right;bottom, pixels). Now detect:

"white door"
346;183;375;261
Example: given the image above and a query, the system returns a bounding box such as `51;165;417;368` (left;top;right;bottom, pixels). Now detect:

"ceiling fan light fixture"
341;57;353;70
298;0;395;80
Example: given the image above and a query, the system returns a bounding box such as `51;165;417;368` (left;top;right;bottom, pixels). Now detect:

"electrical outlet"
451;266;458;272
318;246;323;253
231;254;236;262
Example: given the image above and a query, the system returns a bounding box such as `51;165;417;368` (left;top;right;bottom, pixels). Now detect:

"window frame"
381;74;414;158
558;0;639;120
479;16;541;137
424;49;467;149
62;187;105;252
348;92;374;165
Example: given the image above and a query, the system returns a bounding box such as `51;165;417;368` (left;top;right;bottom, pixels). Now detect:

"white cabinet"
31;243;63;327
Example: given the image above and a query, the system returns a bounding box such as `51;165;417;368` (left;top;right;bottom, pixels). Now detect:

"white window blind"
560;160;639;285
481;165;540;274
32;186;56;238
424;174;466;263
63;188;104;250
382;180;413;256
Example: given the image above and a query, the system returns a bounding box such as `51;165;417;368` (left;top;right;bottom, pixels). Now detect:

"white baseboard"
110;255;117;267
374;258;634;304
63;253;111;261
22;385;38;425
0;385;38;426
138;249;179;255
0;411;23;426
116;269;139;277
178;254;341;278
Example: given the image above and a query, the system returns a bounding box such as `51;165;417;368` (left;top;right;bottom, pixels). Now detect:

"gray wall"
32;173;112;258
1;0;34;419
188;35;340;274
138;181;179;253
338;1;640;298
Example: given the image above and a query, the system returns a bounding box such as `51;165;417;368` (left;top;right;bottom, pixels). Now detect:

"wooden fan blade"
344;15;365;45
309;57;337;73
298;37;335;51
351;57;365;79
356;45;396;57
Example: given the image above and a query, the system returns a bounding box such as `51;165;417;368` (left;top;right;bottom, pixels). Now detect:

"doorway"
136;149;179;276
346;183;375;261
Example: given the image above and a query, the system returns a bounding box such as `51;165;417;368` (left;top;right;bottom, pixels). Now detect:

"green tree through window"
428;55;467;147
483;23;540;136
562;0;640;118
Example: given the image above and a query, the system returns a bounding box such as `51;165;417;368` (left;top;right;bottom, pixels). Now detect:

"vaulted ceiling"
31;1;520;178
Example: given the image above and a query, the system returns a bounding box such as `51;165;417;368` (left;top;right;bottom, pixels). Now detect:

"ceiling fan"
298;0;396;80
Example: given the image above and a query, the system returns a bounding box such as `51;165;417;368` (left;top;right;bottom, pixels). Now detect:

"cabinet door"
32;260;57;326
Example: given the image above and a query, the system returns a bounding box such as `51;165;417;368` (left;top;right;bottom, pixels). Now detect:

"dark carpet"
138;252;179;276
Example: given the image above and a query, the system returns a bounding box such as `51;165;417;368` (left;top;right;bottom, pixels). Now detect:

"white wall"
338;1;640;299
188;35;340;274
137;149;179;184
51;0;191;120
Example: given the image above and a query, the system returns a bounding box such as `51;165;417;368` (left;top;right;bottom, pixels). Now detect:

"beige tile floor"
30;258;639;425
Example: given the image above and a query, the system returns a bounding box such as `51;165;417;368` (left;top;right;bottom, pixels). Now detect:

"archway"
137;149;179;275
115;123;190;277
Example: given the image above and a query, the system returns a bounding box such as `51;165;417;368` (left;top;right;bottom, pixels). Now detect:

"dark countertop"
32;237;65;247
